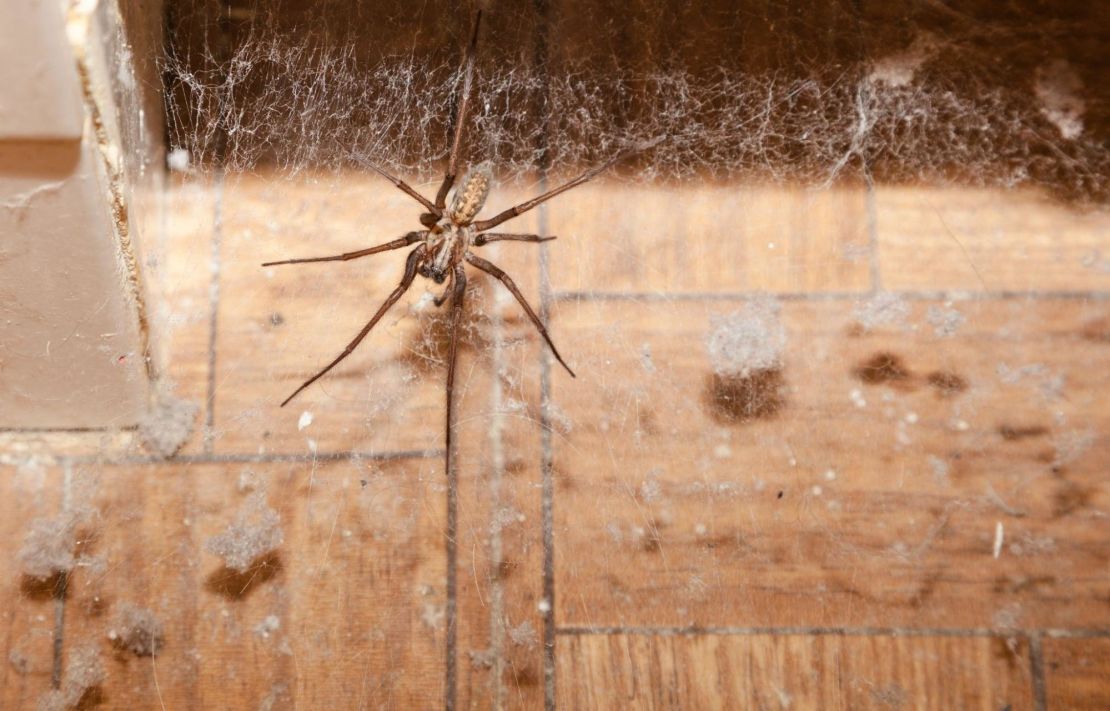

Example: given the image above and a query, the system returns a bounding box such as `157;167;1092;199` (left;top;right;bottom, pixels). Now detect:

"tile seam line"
551;289;1110;303
555;626;1110;637
203;172;224;455
0;448;444;467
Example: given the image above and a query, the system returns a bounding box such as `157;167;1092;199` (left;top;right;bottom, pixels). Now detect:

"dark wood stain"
926;370;968;397
20;572;68;601
1053;482;1093;518
854;352;911;385
204;552;284;600
705;368;786;423
1080;316;1110;343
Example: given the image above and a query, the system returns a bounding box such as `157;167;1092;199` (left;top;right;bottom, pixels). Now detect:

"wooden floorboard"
2;175;1107;709
0;464;63;711
1043;637;1110;710
556;633;1035;710
58;459;446;709
551;297;1109;630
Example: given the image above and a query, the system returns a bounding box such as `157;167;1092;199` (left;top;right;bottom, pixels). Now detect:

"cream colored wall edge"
0;0;163;429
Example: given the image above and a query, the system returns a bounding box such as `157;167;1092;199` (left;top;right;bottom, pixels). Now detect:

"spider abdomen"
448;163;492;224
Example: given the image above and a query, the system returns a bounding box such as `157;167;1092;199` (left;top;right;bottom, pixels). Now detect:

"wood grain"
58;458;445;709
4;171;1107;709
448;245;550;709
0;464;62;711
150;176;218;456
212;174;547;458
213;174;442;457
547;182;873;295
551;297;1109;629
875;187;1110;293
1044;637;1110;710
557;633;1035;710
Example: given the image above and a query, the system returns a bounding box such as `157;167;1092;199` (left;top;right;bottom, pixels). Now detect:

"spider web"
163;0;1107;198
87;0;1110;706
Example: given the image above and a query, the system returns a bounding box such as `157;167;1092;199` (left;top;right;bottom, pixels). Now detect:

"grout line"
556;625;1110;638
531;0;557;707
7;448;443;468
538;201;557;711
203;172;224;455
445;453;457;711
1041;628;1110;639
51;463;76;691
52;593;66;690
552;289;1110;303
487;248;508;711
0;426;140;434
864;165;881;293
170;448;442;463
1029;632;1048;711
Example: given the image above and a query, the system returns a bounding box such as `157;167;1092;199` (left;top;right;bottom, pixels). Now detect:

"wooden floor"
1;172;1108;709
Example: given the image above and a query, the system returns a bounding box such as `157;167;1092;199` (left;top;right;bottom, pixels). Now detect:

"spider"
263;11;640;453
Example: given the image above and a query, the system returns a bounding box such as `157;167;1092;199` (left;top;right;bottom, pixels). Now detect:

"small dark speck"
360;479;368;488
269;312;285;326
777;491;784;499
998;424;1049;441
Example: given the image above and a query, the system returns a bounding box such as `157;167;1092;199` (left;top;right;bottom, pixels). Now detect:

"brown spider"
263;11;638;435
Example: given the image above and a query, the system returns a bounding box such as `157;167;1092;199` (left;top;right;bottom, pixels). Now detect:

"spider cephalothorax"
418;163;492;285
262;10;640;409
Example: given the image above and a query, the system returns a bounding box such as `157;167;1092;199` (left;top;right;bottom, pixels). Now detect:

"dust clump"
997;362;1065;401
509;620;539;649
36;646;104;711
20;499;101;594
254;614;281;639
422;602;445;631
707;298;785;377
639;471;662;502
869;683;909;708
1034;60;1085;140
20;514;83;582
107;602;165;657
868;33;939;87
925;304;965;337
853;292;910;332
206;492;284;573
9;648;30;674
139;389;199;458
705;299;786;423
1051;429;1095;469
